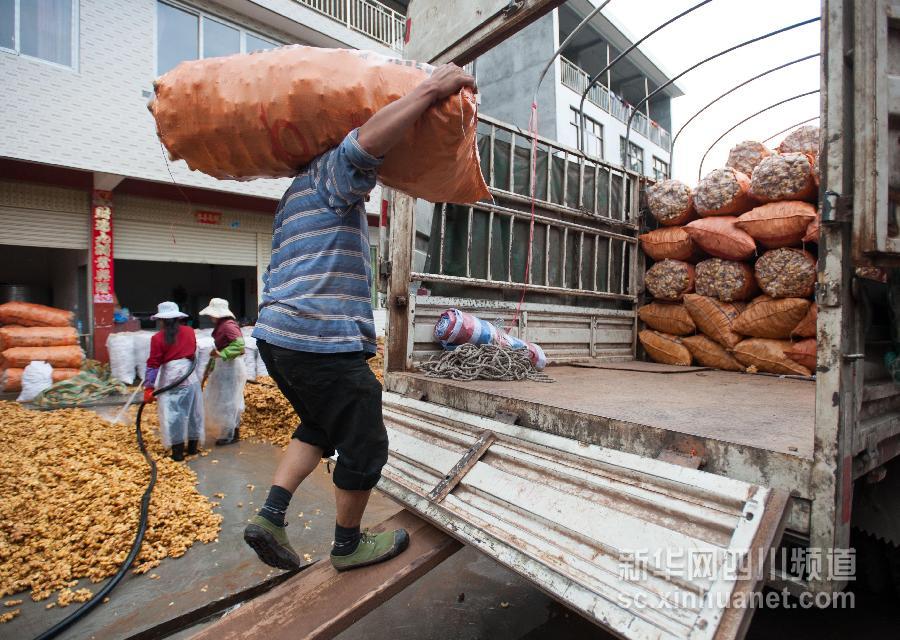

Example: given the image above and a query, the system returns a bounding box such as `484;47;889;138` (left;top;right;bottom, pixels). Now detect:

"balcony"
295;0;405;51
561;57;671;152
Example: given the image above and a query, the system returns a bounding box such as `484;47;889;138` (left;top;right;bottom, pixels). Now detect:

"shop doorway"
0;244;90;335
114;259;257;328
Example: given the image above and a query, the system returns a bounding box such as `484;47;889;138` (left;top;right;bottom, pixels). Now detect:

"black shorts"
257;340;388;491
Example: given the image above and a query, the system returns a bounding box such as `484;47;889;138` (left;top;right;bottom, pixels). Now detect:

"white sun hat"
199;297;235;319
151;301;188;320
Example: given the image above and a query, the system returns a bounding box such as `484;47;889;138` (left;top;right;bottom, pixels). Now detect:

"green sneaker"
244;515;302;571
330;529;410;572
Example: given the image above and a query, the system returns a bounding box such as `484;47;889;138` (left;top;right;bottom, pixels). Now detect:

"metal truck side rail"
477;113;641;227
415;199;636;303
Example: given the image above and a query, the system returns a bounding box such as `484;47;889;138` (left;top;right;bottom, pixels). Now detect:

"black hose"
32;359;198;640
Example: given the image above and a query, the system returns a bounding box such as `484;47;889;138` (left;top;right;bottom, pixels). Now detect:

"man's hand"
357;64;478;158
423;64;477;103
143;388;155;404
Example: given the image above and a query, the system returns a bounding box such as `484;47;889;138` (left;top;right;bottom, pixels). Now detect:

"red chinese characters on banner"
92;191;114;304
195;210;222;225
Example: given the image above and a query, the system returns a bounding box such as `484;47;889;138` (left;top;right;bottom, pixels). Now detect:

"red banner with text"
92;190;114;304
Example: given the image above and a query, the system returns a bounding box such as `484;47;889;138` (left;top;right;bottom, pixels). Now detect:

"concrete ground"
5;440;398;640
7;436;900;640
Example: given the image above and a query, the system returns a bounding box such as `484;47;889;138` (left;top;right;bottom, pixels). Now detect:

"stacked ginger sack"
0;302;84;393
637;126;820;376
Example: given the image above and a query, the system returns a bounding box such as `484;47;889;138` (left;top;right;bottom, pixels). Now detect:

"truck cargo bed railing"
387;112;643;368
414;199;636;302
476;114;640;228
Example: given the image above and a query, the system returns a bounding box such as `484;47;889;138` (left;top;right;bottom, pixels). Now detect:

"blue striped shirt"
253;129;380;354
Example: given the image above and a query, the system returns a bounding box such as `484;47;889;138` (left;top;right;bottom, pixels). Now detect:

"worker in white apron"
200;298;246;446
143;301;205;460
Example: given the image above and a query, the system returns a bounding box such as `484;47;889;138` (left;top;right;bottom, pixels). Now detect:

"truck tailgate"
378;392;790;640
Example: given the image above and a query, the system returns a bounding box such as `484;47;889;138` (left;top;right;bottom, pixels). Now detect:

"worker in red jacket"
200;298;246;446
144;301;204;461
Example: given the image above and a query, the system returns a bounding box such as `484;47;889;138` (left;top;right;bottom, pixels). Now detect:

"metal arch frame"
624;16;821;153
669;53;820;169
619;15;820;219
762;116;821;145
696;89;820;180
575;0;716;153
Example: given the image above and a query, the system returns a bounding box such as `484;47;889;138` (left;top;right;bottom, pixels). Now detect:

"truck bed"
394;361;816;458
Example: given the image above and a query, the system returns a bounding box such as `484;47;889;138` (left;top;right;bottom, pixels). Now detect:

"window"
246;33;277;53
0;0;13;51
653;157;670;181
620;137;644;175
156;1;281;75
569;108;604;159
157;2;198;75
1;0;77;68
203;17;240;58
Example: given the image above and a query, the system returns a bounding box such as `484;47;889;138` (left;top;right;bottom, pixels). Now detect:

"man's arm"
356;64;476;158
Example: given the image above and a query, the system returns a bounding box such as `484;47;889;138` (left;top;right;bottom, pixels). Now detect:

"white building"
475;1;683;180
0;0;405;358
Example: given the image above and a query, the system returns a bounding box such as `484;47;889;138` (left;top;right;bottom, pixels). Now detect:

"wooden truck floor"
396;361;816;459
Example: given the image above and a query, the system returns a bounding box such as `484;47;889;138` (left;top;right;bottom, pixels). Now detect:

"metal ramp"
377;392;791;640
190;511;462;640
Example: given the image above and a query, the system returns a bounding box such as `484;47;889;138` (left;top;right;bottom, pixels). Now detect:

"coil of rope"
420;344;554;383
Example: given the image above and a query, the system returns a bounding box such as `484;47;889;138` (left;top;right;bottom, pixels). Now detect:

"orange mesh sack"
693;168;755;216
637;303;696;336
784;338;816;371
732;338;812;376
749;153;818;203
52;368;81;383
150;47;489;204
645;259;695;301
0;302;73;328
694;259;757;302
735;201;817;249
638;330;692;366
791;304;817;338
0;326;78;351
0;368;20;392
755;248;816;298
0;368;80;393
725;141;772;177
684;217;757;261
777;125;819;156
682;335;744;371
645;180;695;226
732;296;811;339
803;214;820;244
638;227;697;262
1;345;84;369
683;294;746;349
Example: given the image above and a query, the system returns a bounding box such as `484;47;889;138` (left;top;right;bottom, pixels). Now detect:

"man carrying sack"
245;63;476;572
